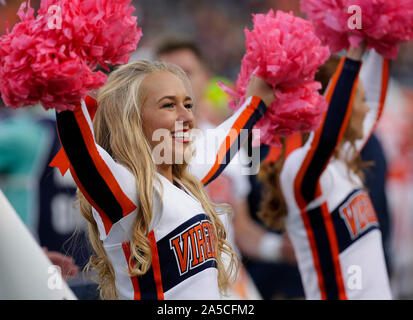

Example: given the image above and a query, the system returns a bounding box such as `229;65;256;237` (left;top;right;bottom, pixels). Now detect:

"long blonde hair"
78;60;238;299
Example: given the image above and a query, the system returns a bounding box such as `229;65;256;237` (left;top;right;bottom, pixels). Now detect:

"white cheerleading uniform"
55;96;266;300
191;121;262;300
280;51;392;300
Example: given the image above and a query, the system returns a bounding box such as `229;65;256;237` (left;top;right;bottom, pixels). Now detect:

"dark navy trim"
135;214;218;298
203;100;267;186
306;189;380;299
333;189;380;253
301;59;362;203
307;205;340;300
56;110;124;224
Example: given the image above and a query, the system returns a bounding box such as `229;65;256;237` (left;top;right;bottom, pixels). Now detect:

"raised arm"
56;99;136;236
191;76;273;186
190;96;266;186
356;50;390;151
294;46;364;206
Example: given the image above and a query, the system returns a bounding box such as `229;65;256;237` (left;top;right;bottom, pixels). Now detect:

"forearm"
356;50;390;151
192;96;267;186
233;200;282;262
298;51;363;204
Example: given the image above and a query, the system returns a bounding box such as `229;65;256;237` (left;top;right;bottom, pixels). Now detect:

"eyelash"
161;103;193;109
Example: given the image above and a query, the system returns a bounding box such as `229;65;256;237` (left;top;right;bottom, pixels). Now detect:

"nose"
176;103;194;126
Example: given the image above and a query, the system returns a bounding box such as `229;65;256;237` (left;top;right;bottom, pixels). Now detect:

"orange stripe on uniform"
360;58;390;150
293;58;346;300
285;134;303;158
201;96;261;185
324;57;346;104
377;59;390;121
294;58;346;208
298;208;327;299
148;231;164;300
73;105;136;218
50;96;98;174
264;133;303;164
264;145;283;163
122;242;141;300
319;189;347;300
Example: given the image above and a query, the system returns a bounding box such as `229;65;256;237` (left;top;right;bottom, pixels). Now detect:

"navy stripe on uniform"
203;100;267;186
133;214;217;297
306;189;380;300
56;110;124;224
306;205;340;300
301;59;362;204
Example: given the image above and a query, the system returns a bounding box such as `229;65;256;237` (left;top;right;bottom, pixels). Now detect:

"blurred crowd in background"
1;0;413;299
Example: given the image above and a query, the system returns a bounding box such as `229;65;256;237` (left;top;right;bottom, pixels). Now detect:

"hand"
245;74;275;107
347;41;367;61
43;247;80;280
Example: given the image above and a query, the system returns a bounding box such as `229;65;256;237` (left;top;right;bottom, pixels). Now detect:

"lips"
171;129;191;143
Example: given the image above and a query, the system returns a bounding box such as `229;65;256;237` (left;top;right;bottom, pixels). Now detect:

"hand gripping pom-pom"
220;10;330;146
301;0;413;59
0;0;142;111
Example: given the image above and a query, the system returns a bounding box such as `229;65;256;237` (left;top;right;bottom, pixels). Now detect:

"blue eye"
185;104;193;109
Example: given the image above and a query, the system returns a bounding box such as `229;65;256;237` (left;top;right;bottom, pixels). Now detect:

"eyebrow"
157;96;192;103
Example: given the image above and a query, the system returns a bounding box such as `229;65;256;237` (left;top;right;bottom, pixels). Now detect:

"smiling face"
140;71;195;165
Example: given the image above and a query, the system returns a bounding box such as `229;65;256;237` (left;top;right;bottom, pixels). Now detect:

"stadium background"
1;0;413;299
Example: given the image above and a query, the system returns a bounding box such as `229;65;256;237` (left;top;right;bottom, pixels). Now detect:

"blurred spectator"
1;0;100;299
376;78;413;299
245;143;305;300
2;0;413;300
0;99;98;299
134;0;303;79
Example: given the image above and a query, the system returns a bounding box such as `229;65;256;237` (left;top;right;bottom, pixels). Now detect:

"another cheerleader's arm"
56;100;137;236
355;50;390;151
294;50;363;206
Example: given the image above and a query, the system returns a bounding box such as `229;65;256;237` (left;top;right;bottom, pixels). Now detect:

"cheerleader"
259;43;392;299
55;60;275;299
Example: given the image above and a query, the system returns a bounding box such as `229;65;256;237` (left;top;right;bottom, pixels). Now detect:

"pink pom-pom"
227;10;330;146
301;0;413;59
38;0;142;68
0;0;142;111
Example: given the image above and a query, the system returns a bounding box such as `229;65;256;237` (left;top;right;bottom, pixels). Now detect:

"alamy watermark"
150;122;262;176
46;4;364;31
347;264;362;290
347;5;363;30
47;5;62;30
